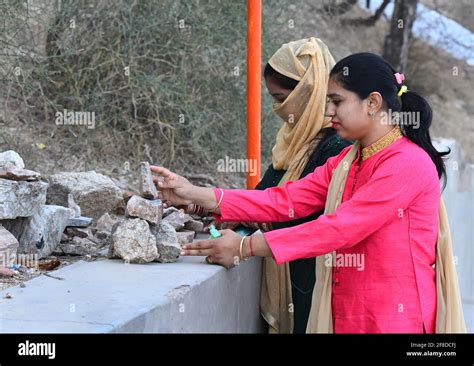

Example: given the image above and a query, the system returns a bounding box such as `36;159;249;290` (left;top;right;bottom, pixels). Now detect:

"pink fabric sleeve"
264;150;437;264
212;150;348;223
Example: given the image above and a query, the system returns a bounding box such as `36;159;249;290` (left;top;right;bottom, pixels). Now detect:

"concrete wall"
434;138;474;331
0;256;266;333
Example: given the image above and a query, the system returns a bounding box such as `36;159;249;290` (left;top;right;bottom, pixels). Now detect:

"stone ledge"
0;255;265;333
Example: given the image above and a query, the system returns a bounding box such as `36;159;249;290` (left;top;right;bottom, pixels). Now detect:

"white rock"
0;150;25;169
1;205;71;258
0;225;19;266
67;216;93;227
0;180;48;219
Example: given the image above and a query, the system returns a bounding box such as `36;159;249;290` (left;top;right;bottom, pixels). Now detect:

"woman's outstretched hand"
150;166;196;207
181;229;244;269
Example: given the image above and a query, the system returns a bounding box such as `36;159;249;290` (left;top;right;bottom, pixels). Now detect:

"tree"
382;0;419;72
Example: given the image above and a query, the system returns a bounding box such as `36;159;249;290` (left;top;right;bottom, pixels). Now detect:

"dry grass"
0;0;472;192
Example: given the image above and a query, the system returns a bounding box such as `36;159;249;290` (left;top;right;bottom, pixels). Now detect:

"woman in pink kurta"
211;135;439;333
152;53;449;333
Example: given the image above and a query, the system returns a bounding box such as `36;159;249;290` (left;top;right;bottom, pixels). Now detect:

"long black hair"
330;52;449;189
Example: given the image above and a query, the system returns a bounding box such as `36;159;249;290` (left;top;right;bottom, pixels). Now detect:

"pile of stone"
0;152;209;275
107;162;206;264
0;150;125;271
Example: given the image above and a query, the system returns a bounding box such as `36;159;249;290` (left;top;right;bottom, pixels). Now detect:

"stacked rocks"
108;162;205;264
0;150;125;265
0;151;65;266
0;152;210;271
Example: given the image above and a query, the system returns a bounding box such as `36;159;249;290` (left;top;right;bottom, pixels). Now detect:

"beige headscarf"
306;142;467;333
260;37;335;333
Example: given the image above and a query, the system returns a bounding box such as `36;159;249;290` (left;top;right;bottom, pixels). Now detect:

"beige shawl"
306;142;467;333
260;37;335;333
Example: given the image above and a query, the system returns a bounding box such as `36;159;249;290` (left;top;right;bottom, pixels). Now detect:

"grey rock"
151;221;180;263
176;230;195;245
1;205;70;258
0;150;25;169
110;218;158;263
0;180;48;219
95;213;122;233
0;162;41;181
67;193;81;217
94;213;123;242
67;216;93;227
0;225;19;266
95;230;110;241
126;195;162;225
162;206;179;217
184;219;204;232
163;210;192;230
46;171;123;219
139;162;158;199
56;236;100;256
65;227;90;238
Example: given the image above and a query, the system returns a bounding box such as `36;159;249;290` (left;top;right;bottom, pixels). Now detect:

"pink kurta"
214;137;440;333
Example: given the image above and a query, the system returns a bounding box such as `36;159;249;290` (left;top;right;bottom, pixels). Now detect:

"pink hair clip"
394;72;405;85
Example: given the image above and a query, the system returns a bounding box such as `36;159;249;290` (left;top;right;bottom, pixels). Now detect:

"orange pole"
246;0;261;189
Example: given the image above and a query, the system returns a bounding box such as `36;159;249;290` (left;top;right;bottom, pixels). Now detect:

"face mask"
273;96;300;124
272;73;315;125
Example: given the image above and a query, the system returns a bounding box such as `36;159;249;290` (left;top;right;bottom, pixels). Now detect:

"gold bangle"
211;188;224;212
239;235;249;262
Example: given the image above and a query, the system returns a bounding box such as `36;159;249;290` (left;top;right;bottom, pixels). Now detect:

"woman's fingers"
152;175;180;190
150;166;183;188
150;165;175;178
182;248;213;256
183;240;214;250
181;240;215;256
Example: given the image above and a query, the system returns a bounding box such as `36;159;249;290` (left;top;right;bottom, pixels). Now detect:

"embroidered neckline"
361;126;403;161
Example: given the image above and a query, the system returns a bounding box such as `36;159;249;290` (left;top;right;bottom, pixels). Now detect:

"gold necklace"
361;126;403;161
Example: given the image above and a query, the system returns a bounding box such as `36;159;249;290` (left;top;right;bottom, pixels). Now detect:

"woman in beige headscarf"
254;38;351;333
